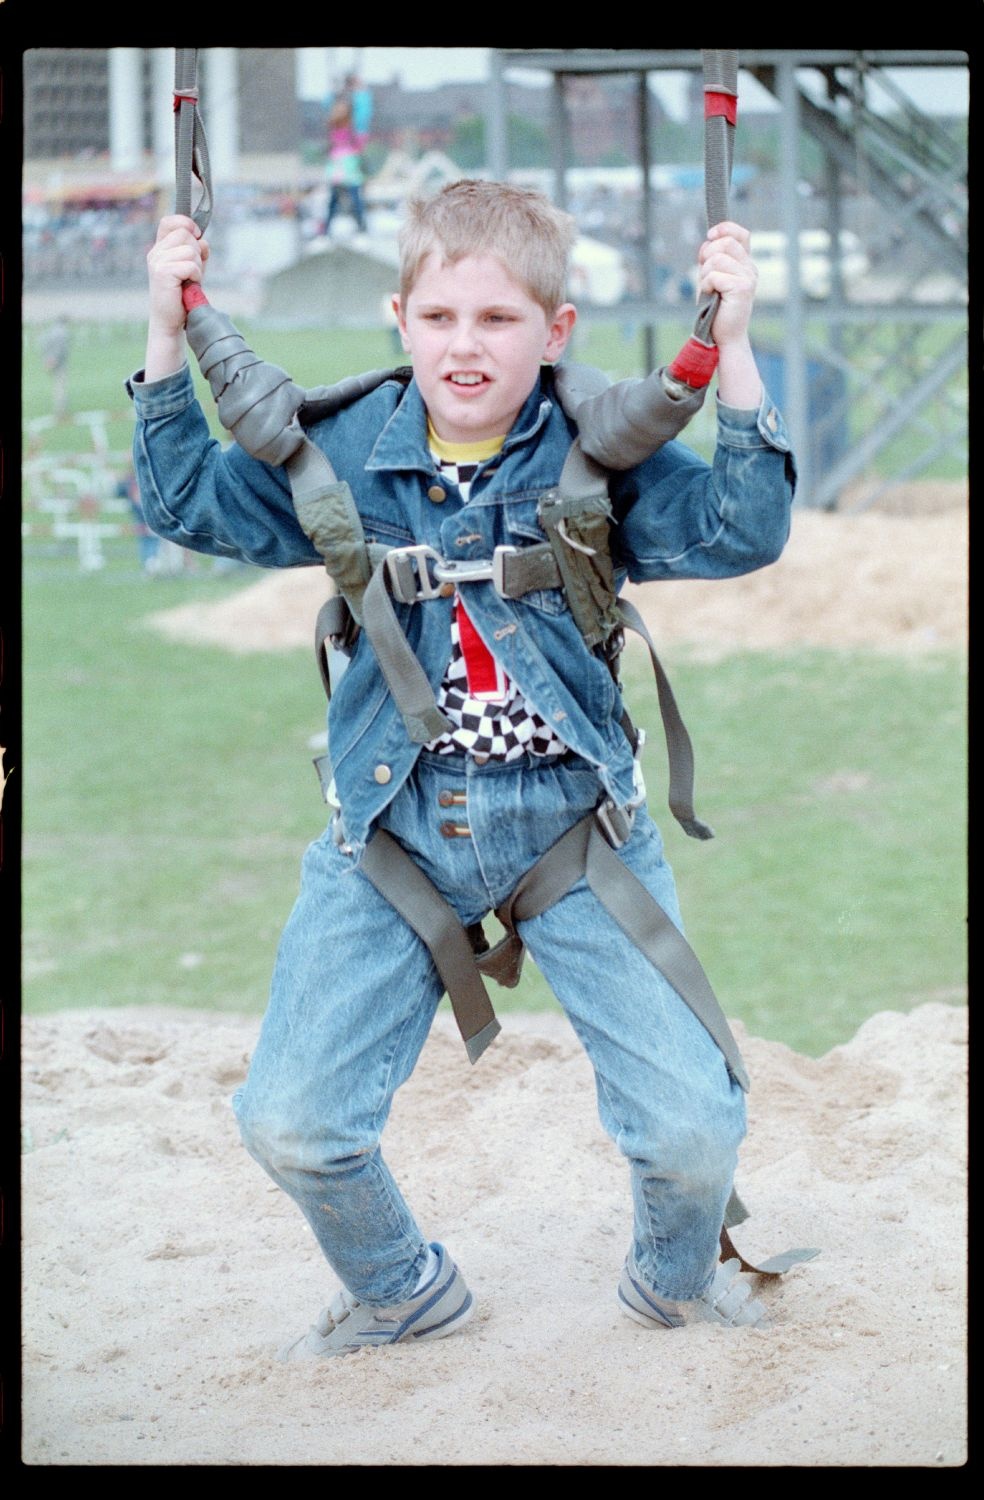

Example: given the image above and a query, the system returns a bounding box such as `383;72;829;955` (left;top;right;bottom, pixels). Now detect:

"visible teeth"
450;373;483;385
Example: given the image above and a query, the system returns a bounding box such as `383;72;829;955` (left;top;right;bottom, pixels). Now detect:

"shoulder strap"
297;366;413;427
543;379;714;843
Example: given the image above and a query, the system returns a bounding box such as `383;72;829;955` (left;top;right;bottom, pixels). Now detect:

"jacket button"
373;764;392;784
427;484;447;503
440;820;471;838
766;407;779;432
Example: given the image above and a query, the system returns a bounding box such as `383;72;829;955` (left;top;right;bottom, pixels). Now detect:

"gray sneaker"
618;1253;768;1329
278;1243;474;1361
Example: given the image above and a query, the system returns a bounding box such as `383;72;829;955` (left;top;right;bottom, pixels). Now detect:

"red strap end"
182;283;209;312
668;337;720;390
704;90;738;126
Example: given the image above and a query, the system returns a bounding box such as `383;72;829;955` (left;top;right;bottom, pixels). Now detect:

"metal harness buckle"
595;798;635;849
595;729;647;850
385;544;523;602
384;544;445;601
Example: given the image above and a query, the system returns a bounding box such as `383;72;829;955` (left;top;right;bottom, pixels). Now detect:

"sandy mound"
22;1002;966;1467
145;498;967;660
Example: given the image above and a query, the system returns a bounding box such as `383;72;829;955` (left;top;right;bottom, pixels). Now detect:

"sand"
145;492;968;661
22;491;967;1467
21;1003;967;1467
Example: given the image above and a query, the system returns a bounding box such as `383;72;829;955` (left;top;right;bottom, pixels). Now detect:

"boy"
131;180;795;1357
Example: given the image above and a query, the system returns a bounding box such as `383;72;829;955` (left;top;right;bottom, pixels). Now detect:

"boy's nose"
448;320;482;358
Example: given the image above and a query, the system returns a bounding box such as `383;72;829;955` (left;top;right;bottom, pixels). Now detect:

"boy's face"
393;253;576;446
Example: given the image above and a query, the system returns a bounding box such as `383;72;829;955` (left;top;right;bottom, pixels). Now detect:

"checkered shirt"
424;455;569;763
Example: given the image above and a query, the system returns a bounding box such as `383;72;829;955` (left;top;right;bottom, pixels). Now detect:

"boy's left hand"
697;222;758;349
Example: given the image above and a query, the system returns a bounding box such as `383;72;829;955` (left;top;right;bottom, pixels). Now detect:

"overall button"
472;753;490;766
438;789;468;807
427;485;447;503
438;582;455;598
440;821;472;838
373;764;392;784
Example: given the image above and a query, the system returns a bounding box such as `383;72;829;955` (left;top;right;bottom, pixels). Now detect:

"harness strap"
359;830;501;1064
173;48;213;317
573;49;740;469
667;48;740;391
498;809;748;1087
357;802;818;1273
360;562;454;744
360;799;745;1083
174;49;213;234
616;598;714;842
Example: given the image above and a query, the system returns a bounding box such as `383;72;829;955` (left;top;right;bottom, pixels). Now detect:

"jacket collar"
366;370;556;474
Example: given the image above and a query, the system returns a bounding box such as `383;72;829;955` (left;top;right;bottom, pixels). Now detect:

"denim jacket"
129;361;796;854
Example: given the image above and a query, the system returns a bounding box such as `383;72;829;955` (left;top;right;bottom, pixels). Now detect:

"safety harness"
170;49;817;1277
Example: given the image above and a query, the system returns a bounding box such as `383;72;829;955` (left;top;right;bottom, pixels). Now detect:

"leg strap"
359;831;501;1064
359;802;746;1089
496;809;749;1091
360;804;819;1274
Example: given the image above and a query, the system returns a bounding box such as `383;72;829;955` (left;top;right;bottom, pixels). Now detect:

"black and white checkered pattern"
427;611;570;761
424;453;570;763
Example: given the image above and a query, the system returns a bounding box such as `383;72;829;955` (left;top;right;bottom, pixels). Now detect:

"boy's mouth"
447;372;489;388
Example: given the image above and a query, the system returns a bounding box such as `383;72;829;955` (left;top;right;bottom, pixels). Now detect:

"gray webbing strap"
298;368;407;426
359;809;818;1267
692;47;740;349
720;1218;820;1277
360;565;453;744
173;49;213;235
359;830;501;1063
575;47;739;463
496;810;748;1091
616;598;714;842
498;546;564;596
361;800;747;1090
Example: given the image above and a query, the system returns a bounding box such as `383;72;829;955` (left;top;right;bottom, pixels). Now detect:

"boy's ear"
391;294;412;354
543;303;577;365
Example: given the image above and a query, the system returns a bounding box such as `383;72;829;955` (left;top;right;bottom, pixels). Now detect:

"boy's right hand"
143;215;211;381
146;215;210;337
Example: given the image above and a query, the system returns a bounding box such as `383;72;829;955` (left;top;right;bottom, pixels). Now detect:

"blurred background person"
39;314;72;419
322;73;373;238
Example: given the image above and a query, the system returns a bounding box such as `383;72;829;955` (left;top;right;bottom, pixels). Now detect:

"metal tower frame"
487;49;968;509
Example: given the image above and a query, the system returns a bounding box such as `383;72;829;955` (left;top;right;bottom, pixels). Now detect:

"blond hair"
399;179;577;315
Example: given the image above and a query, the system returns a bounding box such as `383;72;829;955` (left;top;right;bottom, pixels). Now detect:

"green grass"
20;316;967;1053
21;559;966;1055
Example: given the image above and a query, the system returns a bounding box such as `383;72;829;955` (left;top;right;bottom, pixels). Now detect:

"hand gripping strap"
663;49;739;396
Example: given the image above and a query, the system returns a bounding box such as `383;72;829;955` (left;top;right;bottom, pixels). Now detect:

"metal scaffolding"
487;50;968;509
